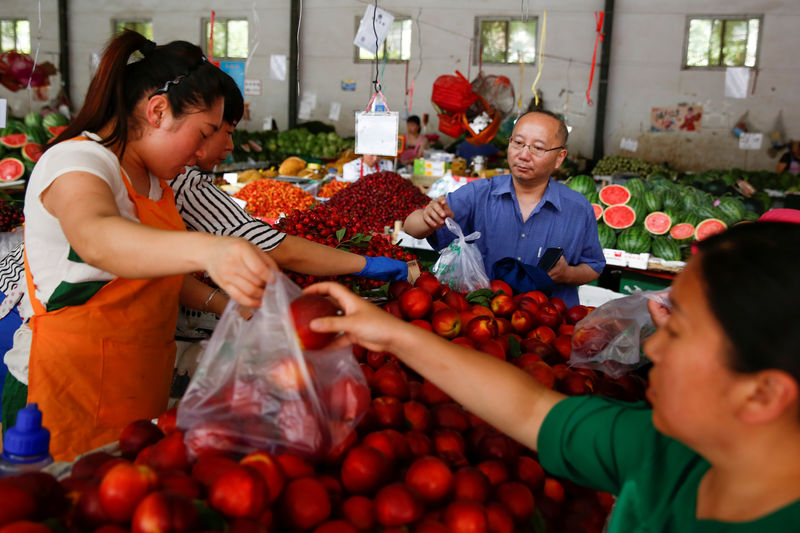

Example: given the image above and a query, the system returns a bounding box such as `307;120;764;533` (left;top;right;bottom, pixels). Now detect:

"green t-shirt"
538;395;800;532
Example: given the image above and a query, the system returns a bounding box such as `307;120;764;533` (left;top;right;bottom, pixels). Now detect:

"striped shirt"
0;166;286;318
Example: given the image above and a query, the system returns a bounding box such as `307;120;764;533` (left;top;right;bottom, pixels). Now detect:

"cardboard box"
413;158;451;177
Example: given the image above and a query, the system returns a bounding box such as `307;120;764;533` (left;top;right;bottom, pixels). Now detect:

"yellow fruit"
279;156;307;176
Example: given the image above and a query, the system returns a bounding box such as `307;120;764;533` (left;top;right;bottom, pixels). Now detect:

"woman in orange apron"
20;32;275;461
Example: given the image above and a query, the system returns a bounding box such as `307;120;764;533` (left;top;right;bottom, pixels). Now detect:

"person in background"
309;221;800;532
341;153;393;182
776;140;800;175
1;67;410;437
398;115;429;165
3;32;277;461
403;110;604;308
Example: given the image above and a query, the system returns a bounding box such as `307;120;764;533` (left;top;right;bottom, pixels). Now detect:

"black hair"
46;30;224;156
516;110;569;145
696;222;800;383
220;71;244;126
407;115;421;127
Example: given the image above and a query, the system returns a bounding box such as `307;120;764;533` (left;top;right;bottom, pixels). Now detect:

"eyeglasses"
508;139;565;158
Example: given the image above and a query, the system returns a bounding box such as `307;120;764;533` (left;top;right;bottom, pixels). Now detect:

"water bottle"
0;403;54;477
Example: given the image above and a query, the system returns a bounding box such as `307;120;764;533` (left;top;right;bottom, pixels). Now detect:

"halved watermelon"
0;157;25;181
603;204;636;229
598;184;631;206
46;125;68;137
592;203;604;221
669;222;695;244
695;219;727;241
22;142;43;163
0;133;27;149
643;211;672;235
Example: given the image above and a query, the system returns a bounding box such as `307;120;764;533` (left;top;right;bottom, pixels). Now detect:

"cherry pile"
275;204;417;291
324;172;429;233
0;201;24;232
234;179;317;219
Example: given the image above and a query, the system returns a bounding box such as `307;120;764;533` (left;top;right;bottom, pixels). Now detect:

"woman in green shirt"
307;221;800;532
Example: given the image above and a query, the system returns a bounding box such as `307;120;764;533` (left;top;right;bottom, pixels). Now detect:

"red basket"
438;112;466;138
432;70;478;114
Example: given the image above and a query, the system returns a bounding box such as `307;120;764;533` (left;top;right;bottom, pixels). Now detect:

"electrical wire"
372;0;380;93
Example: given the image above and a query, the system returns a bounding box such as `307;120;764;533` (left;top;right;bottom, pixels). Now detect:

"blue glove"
356;256;409;281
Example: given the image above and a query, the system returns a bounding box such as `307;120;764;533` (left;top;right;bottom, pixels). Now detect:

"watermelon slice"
643;211;672;235
669;222;695;243
598;184;631;206
603;204;636;229
46;125;68;137
0;133;27;149
22;142;43;163
695;218;727;241
591;203;604;221
0;157;25;181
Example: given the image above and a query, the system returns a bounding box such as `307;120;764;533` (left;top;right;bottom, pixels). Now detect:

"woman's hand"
203;237;277;307
421;196;454;231
304;281;403;353
647;297;671;328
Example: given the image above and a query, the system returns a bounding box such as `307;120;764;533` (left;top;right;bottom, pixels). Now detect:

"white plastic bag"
569;289;670;379
431;217;491;293
177;273;369;460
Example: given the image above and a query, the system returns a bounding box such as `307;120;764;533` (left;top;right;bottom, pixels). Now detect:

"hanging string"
245;1;260;76
531;10;546;106
586;11;604;105
407;8;423;114
208;10;215;63
371;0;380;93
517;58;525;110
27;0;43;108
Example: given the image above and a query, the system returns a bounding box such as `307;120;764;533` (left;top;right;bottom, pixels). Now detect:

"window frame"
201;17;249;60
681;14;763;70
0;18;31;54
111;18;153;40
473;16;539;65
353;16;412;64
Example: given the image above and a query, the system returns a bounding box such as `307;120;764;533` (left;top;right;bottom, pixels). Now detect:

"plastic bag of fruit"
568;289;670;379
176;273;370;460
431;217;491;293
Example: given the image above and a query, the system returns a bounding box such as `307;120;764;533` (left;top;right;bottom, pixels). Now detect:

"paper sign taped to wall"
298;101;313;120
301;91;317;110
244;79;261;96
739;132;763;150
725;67;750;99
270;54;287;81
651;105;702;132
620;137;638;152
355;111;399;156
329;102;341;122
354;5;394;54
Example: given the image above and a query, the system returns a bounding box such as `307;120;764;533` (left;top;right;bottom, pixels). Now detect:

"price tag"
603;248;627;267
738;132;763;150
0;99;6;128
355;111;399;156
222;172;239;186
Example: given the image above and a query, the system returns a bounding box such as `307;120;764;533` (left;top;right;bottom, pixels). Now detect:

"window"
203;18;249;59
1;19;30;54
355;18;412;62
475;17;538;64
113;19;153;40
684;15;761;68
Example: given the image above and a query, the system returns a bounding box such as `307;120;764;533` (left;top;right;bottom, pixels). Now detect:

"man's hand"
545;257;601;286
545;256;569;283
421;196;454;231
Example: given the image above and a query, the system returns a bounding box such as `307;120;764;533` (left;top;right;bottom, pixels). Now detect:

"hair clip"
149;74;187;99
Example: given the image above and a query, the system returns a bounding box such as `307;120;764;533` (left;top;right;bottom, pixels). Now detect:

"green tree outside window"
1;19;31;54
685;16;760;68
204;19;249;59
477;18;537;64
357;18;412;62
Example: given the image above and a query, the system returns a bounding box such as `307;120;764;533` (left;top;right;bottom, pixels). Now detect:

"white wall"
1;0;798;171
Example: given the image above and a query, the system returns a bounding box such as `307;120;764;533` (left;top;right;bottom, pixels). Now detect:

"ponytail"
46;30;224;156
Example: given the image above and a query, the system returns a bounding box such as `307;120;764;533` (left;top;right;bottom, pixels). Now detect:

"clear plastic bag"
569;289;670;379
176;273;369;460
431;217;491;293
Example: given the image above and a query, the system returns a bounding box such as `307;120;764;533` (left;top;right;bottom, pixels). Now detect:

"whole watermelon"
651;236;681;261
597;223;617;249
616;227;651;254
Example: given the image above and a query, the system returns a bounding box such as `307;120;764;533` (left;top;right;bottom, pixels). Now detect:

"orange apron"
25;140;186;461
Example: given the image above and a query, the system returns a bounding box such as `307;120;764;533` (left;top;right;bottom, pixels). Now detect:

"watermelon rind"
651;236;682;262
0;157;25;181
22;142;43;163
669;222;695;244
694;218;727;241
592;203;604;221
616;227;651;254
599;184;631;206
597;223;617;249
0;133;28;149
644;211;673;235
566;174;597;196
603;204;636;230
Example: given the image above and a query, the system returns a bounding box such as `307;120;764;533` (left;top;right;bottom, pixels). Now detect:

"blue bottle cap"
3;403;51;463
374;104;386;112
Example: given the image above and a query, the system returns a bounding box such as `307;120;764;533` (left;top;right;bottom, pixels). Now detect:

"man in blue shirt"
403;110;604;307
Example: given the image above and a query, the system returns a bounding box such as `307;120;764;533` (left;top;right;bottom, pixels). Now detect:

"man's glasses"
508;139;565;158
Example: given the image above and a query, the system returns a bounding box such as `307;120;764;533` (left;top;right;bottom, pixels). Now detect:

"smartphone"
537;247;564;272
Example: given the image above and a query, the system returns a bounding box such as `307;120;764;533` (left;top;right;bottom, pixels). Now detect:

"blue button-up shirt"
427;174;605;308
